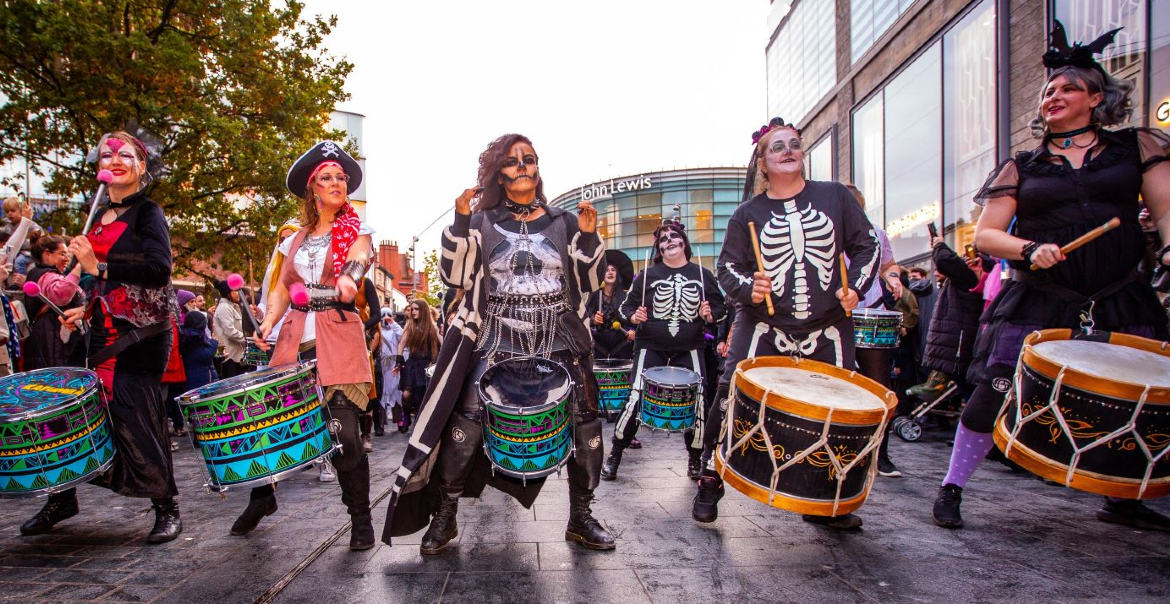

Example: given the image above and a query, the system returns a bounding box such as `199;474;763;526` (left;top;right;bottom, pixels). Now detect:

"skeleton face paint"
499;142;540;199
98;141;144;190
657;229;686;261
759;129;804;177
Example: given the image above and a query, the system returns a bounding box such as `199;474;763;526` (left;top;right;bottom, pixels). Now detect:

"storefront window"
1151;0;1170;135
884;43;941;261
852;94;885;227
1053;0;1147;124
851;0;917;64
766;0;836;123
807;133;834;182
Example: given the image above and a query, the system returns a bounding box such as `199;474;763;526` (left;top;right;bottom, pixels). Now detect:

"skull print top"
621;261;725;352
718;180;880;332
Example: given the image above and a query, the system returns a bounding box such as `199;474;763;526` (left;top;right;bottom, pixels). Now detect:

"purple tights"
942;424;995;488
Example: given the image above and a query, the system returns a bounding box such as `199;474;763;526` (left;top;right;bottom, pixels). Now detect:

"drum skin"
639;366;701;432
994;329;1170;499
479;357;573;481
594;358;633;413
178;362;333;491
715;357;895;517
0;368;114;498
852;308;902;349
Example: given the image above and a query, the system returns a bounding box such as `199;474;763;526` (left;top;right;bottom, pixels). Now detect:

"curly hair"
474;133;546;212
1029;66;1134;138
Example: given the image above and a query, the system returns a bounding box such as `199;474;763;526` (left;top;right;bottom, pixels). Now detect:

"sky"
299;0;771;255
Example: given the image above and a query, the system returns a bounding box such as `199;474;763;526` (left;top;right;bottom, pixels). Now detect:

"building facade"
767;0;1170;265
549;168;747;271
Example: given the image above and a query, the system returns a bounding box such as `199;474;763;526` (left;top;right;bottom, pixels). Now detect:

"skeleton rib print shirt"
718;181;879;332
621;262;725;352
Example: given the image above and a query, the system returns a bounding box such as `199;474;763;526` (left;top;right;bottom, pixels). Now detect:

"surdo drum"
852;308;902;349
0;369;114;497
994;329;1170;499
639;366;702;432
178;361;334;492
479;357;573;483
715;357;897;517
593;358;634;413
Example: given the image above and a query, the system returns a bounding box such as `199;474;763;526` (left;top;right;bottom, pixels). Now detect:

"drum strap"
87;320;172;368
1016;268;1138;309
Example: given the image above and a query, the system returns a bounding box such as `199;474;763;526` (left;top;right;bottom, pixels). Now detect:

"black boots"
359;413;374;452
933;484;964;528
692;469;725;523
1096;498;1170;532
601;447;622;481
565;489;615;550
146;498;182;544
687;449;703;480
420;491;460;555
20;488;79;535
231;487;278;536
338;457;376;550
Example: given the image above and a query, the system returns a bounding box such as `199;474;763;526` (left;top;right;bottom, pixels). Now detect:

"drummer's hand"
1028;242;1065;269
253;323;273;351
626;329;636;341
931;236;946;249
631;306;648;324
58;307;86;331
336;274;358;303
751;271;772;304
699;300;713;322
836;287;859;312
68;236;98;275
577;201;597;233
455;187;479;216
593;311;605;325
717;341;729;357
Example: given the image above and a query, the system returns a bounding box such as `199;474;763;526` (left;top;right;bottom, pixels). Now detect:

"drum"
715;356;896;517
0;368;114;498
244;340;271;367
479;357;573;483
178;361;334;492
994;329;1170;499
639;366;702;432
593;358;634;413
852;308;902;349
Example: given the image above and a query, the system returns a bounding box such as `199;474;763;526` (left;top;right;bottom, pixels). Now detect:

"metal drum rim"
0;368;102;422
477;356;573;414
643;365;702;387
202;444;339;493
0;455;116;499
593;358;634;371
176;360;317;406
713;448;871;516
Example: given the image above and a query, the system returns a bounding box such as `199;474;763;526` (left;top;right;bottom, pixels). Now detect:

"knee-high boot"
565;418;615;550
338;456;375;550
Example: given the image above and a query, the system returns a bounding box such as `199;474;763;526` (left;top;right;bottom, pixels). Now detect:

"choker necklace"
1049;125;1094;149
503;198;541;216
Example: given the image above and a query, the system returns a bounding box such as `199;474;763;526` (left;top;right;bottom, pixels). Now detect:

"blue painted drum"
852;308;902;349
0;368;114;498
593;358;633;413
177;361;334;492
639;366;701;432
243;340;271;367
479;357;573;482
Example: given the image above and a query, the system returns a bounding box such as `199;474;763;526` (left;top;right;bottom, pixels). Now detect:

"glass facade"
850;0;996;263
851;0;918;64
806;132;835;182
550;168;746;272
1053;0;1148;125
766;0;836;124
1155;0;1170;135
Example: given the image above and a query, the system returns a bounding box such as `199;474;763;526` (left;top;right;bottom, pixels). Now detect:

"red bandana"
331;202;362;280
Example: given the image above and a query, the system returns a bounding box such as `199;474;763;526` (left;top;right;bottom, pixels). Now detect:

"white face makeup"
98;140;144;190
759;128;804;177
657;229;686;261
604;265;618;284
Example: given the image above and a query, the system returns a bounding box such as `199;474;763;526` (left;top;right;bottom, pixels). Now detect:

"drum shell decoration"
994;329;1170;499
593;358;633;413
0;368;114;498
178;362;333;491
639;366;702;432
852;308;902;349
716;357;896;517
244;340;272;367
479;357;574;481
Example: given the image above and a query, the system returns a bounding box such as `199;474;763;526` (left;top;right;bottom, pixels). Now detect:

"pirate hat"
285;141;363;198
604;250;635;289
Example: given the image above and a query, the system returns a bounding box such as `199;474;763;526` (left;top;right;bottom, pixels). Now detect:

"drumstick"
839;253;851;318
747;221;774;316
640;247;650;325
1029;217;1121;270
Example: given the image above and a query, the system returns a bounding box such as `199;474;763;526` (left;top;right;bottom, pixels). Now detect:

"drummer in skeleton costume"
603;220;725;481
693;117;879;530
381;134;615;554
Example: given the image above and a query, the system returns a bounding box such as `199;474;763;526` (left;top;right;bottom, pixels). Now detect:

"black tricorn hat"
604;249;635;289
285;140;363;198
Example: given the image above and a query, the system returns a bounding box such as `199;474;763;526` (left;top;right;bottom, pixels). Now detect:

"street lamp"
409;236;419;294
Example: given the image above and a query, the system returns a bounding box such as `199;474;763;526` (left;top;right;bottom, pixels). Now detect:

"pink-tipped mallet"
65;170;116;275
289;283;310;306
227;273;245;290
23;281;85;334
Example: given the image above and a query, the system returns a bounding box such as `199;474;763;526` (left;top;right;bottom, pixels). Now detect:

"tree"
416;249;444;307
0;0;353;277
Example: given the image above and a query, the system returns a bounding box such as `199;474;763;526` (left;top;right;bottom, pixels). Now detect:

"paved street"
1;421;1168;604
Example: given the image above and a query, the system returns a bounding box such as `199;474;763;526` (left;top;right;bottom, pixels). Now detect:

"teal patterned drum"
244;340;272;367
639;366;702;432
593;358;633;412
0;368;113;498
479;357;573;482
178;361;333;491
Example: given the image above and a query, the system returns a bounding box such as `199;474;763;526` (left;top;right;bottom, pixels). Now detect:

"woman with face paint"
20;131;184;544
587;251;636;362
238;141;378;550
603;221;725;481
692;117;880;531
930;24;1170;532
381;133;614;554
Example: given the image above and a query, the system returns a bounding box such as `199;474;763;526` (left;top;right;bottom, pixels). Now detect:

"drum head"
643;366;700;386
594;358;633;371
854;308;902;320
742;366;886;412
0;368;100;421
480;357;571;411
178;361;315;405
1031;339;1170;388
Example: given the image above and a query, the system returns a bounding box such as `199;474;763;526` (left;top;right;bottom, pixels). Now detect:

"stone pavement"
1;421;1167;603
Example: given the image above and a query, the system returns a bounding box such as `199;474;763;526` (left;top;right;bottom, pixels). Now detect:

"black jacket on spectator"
922;243;984;377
